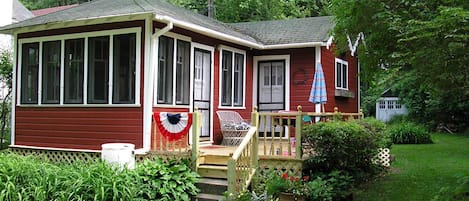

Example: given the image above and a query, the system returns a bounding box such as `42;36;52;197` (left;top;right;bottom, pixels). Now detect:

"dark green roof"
229;16;334;45
0;0;333;47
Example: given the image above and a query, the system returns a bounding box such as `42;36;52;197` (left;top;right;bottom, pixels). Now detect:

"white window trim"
218;45;246;109
153;31;192;107
17;27;141;107
252;55;290;112
335;58;348;90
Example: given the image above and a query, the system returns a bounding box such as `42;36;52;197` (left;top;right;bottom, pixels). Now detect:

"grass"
354;133;469;201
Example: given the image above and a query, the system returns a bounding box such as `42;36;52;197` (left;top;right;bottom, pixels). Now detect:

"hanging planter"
154;112;193;141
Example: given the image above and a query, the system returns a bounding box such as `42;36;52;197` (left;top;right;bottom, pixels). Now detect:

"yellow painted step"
199;155;230;166
198;165;228;179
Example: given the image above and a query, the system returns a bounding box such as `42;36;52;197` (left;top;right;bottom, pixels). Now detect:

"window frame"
218;45;246;109
17;27;141;107
154;32;192;107
335;58;348;90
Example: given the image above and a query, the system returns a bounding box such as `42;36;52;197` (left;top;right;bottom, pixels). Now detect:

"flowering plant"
265;172;310;197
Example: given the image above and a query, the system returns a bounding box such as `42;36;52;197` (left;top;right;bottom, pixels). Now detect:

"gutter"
154;15;325;50
142;15;173;153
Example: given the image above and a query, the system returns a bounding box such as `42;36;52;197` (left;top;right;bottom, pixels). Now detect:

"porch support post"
251;106;259;172
295;105;303;159
191;109;200;171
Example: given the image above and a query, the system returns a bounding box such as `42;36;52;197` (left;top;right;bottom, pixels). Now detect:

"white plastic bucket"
101;143;135;169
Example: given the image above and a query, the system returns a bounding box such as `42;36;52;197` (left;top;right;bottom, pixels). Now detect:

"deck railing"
256;106;364;160
150;111;202;167
227;126;258;194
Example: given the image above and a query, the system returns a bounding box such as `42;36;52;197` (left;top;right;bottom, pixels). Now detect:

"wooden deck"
200;140;298;157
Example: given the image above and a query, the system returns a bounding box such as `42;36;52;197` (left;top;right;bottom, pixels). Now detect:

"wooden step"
199;155;230;166
194;193;224;201
198;165;228;179
197;178;228;195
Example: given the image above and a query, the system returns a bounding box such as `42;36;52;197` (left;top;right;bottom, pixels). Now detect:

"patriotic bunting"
154;112;193;141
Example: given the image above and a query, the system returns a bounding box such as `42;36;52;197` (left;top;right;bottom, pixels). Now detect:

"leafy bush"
135;159;199;201
303;121;386;183
387;114;409;125
387;122;433;144
354;117;392;148
0;153;199;201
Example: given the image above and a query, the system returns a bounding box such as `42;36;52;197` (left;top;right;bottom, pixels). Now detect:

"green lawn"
354;133;469;201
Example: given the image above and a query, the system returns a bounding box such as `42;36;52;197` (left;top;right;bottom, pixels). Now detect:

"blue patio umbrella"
309;63;327;113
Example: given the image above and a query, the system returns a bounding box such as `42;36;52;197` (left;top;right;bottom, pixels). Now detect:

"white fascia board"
263;42;326;50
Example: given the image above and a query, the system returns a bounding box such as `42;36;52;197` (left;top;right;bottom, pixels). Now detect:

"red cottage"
0;0;359;153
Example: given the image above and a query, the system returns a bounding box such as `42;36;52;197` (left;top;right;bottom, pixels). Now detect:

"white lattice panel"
375;148;390;167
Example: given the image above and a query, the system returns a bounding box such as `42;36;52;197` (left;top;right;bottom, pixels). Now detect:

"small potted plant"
265;173;308;201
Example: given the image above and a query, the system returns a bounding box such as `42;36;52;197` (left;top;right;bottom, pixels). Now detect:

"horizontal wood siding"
15;107;143;150
321;46;359;113
15;21;146;150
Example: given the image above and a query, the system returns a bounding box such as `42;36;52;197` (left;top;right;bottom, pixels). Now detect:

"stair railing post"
251;106;259;172
227;158;235;195
295;105;303;159
192;109;200;171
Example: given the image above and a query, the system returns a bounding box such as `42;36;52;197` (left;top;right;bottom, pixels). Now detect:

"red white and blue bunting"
154;112;193;141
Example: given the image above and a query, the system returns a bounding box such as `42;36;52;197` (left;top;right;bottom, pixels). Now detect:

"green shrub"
135;158;199;201
387;122;433;144
302;121;385;183
387;114;409;125
0;153;199;201
354;117;392;148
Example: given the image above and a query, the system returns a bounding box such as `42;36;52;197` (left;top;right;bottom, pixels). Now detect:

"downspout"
142;16;173;153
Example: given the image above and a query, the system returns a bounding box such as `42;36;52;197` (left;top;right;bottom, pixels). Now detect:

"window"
388;100;395;109
20;43;39;104
18;28;140;106
64;38;84;104
42;41;61;104
88;36;109;104
113;33;136;104
379;100;386;109
395;100;402;109
156;36;190;105
221;49;245;107
335;58;348;89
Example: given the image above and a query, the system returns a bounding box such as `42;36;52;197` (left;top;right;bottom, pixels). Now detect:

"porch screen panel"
233;53;244;106
342;63;347;88
64;38;84;104
157;36;174;104
88;36;109;104
113;33;136;104
41;41;61;104
20;42;39;104
175;40;190;105
221;50;232;106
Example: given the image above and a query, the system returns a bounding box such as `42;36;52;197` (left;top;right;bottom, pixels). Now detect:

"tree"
169;0;332;23
0;50;12;149
331;0;469;131
20;0;91;10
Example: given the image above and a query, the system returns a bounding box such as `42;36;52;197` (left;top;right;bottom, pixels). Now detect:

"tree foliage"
19;0;91;10
169;0;332;22
331;0;469;131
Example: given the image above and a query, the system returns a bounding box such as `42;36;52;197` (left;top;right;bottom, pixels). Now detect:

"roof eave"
262;42;326;50
0;12;154;35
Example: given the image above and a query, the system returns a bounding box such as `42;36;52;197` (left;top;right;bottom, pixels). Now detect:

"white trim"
252;55;290;111
142;16;154;152
16;41;21;106
83;37;89;104
154;15;325;50
153;30;192;107
11;33;17;145
60;39;65;105
108;35;114;104
334;58;349;90
16;27;142;107
9;145;101;153
315;46;321;120
191;42;215;144
16;104;141;108
37;41;43;105
218;45;246;108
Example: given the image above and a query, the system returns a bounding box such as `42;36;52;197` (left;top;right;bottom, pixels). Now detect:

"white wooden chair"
216;111;250;146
